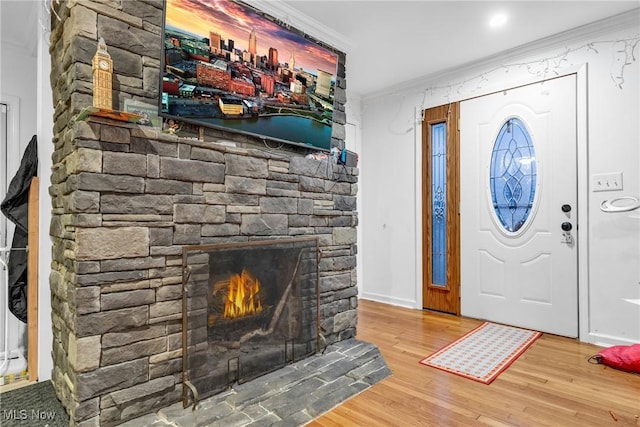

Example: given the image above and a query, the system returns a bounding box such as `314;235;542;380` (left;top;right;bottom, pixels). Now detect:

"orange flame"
223;269;263;319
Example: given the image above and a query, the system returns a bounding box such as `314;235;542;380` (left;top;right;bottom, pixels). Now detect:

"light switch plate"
592;172;623;192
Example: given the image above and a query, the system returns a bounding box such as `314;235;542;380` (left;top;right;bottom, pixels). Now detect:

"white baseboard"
360;292;420;309
583;332;639;348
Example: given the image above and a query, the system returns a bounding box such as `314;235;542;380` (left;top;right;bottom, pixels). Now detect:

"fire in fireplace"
221;269;263;319
182;237;319;407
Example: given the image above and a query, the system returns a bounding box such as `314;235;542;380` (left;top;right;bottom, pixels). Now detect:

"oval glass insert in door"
489;117;537;234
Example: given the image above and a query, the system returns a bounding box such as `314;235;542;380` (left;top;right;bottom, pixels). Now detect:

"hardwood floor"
309;300;640;427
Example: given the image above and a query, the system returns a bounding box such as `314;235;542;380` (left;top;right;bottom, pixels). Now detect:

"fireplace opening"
182;238;319;407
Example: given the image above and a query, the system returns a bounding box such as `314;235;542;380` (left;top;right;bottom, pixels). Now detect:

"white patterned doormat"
419;322;542;384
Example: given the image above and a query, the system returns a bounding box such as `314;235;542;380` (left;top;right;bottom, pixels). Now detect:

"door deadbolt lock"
561;204;572;213
561;222;572;232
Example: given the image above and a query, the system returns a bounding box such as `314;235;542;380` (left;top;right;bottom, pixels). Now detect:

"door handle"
560;222;574;245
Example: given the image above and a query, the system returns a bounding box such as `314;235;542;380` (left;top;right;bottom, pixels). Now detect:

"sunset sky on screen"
166;0;338;77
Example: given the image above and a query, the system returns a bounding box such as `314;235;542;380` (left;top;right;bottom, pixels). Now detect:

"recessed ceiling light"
489;12;508;28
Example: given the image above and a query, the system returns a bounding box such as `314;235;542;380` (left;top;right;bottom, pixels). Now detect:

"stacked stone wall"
50;120;358;425
49;2;353;424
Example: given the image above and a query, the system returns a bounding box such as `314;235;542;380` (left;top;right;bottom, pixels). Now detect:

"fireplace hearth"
182;238;319;407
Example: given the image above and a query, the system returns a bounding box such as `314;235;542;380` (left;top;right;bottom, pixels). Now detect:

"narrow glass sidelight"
490;117;537;233
431;122;447;286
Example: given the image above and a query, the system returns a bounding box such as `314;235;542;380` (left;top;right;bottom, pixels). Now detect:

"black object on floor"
0;380;69;427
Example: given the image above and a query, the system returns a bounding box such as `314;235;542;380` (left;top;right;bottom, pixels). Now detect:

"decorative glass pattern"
431;122;447;286
489;118;537;233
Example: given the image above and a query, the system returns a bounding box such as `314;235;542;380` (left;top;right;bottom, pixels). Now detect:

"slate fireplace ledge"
119;339;391;427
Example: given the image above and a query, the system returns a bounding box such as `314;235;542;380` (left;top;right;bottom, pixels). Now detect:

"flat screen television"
159;0;340;151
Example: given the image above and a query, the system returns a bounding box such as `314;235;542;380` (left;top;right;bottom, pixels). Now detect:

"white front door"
460;75;578;337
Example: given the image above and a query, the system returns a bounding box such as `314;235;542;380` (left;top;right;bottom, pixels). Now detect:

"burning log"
223;269;263;319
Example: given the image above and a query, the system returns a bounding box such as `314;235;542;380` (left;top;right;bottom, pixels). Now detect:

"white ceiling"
2;1;639;97
280;0;640;96
0;0;40;58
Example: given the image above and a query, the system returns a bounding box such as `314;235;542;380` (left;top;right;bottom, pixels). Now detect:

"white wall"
359;12;640;345
360;95;420;307
0;49;37;159
36;5;54;381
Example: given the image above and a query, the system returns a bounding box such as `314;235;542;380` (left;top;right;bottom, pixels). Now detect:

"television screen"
160;0;339;151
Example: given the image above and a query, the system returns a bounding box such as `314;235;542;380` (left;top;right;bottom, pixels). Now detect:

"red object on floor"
595;344;640;373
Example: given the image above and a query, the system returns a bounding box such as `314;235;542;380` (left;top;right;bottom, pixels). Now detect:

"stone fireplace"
48;1;356;425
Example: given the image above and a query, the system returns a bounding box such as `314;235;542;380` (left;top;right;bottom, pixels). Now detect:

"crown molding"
241;0;355;54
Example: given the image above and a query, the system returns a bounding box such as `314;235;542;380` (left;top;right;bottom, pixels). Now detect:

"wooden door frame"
421;103;460;315
28;177;39;381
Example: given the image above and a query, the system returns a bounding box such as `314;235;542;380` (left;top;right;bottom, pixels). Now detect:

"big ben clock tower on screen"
92;37;113;110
